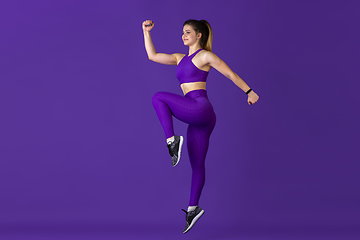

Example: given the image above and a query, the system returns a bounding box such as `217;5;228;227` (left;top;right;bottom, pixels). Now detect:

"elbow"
148;54;156;61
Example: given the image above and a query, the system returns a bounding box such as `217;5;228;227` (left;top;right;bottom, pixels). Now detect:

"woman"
142;19;259;233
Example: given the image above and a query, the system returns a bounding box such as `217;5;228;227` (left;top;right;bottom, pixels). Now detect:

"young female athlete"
142;19;259;233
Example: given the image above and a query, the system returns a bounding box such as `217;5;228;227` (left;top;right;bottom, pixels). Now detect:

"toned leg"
187;125;211;206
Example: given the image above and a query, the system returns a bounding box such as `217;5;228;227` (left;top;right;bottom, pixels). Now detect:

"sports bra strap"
189;49;203;58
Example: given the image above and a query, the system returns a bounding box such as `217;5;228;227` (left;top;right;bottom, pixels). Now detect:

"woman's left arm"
204;51;259;105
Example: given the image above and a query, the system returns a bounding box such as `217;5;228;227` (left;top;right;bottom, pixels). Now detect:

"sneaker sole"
173;136;183;167
183;209;204;233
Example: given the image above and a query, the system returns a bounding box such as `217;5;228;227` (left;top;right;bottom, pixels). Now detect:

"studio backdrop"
0;0;359;232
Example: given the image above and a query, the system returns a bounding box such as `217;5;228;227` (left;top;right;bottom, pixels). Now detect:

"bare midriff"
181;82;206;95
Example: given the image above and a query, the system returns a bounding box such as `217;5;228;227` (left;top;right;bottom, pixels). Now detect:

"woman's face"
182;25;201;46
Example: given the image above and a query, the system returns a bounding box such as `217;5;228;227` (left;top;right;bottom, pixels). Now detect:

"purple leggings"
152;89;216;206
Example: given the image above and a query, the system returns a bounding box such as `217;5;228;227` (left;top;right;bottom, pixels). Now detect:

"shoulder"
199;50;220;64
199;50;217;59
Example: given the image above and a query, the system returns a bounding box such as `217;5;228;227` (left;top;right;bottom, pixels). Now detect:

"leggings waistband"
185;89;208;99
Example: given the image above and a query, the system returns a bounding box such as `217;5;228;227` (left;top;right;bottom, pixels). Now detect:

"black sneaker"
167;135;183;167
182;206;205;234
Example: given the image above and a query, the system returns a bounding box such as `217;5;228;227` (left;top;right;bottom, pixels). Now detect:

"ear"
197;32;202;39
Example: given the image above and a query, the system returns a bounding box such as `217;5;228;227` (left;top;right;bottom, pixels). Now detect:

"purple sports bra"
176;48;209;84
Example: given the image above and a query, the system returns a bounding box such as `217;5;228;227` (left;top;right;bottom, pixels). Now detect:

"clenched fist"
142;20;154;32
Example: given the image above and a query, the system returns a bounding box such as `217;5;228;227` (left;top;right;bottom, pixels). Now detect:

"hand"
247;91;259;105
142;20;154;32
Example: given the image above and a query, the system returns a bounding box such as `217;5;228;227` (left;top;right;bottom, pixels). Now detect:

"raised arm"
203;51;259;105
142;20;182;65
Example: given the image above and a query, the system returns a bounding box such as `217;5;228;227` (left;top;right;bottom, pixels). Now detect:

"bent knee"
152;92;168;108
152;91;171;106
152;92;162;105
152;91;165;101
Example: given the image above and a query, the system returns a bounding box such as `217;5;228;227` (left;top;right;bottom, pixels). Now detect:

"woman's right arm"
142;20;179;65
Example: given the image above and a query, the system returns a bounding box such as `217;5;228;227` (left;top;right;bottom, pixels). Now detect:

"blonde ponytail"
200;20;213;52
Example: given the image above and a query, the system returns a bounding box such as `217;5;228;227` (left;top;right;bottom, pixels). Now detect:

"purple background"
0;0;359;239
